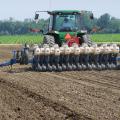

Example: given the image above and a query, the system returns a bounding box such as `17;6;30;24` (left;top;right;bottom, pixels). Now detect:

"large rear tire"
82;34;94;46
43;35;55;47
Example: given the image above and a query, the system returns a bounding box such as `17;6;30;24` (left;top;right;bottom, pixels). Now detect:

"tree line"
0;13;120;35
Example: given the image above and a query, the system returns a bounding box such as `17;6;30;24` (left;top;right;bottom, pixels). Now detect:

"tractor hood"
58;31;77;42
59;31;75;38
52;30;86;43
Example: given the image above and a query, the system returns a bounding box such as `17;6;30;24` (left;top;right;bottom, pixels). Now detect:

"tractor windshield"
53;14;80;32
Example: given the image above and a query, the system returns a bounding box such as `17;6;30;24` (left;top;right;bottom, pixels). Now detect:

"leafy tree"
109;17;120;33
97;13;110;29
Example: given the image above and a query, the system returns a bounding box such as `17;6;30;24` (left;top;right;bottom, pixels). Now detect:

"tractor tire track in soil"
0;45;120;120
55;71;120;91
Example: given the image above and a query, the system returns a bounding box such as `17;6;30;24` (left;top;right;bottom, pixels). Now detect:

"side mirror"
35;13;39;20
90;13;94;19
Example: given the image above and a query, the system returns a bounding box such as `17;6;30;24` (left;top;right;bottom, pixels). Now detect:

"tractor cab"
48;10;82;32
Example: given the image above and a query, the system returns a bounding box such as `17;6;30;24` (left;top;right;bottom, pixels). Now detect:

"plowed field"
0;45;120;120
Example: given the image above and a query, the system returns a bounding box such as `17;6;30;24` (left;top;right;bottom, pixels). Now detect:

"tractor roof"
49;10;81;15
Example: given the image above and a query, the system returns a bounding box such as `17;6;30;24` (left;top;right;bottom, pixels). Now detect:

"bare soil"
0;45;120;120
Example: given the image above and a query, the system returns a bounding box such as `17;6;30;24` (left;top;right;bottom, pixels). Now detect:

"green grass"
91;34;120;43
0;35;43;44
0;34;120;44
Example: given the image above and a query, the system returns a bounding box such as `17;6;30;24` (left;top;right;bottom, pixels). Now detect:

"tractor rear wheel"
43;35;55;47
82;34;93;46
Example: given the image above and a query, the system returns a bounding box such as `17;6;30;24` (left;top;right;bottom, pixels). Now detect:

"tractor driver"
61;18;73;31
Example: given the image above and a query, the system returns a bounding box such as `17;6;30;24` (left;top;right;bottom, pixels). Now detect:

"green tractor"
35;10;94;47
0;10;120;71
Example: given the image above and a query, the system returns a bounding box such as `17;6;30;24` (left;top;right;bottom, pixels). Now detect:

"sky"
0;0;120;20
